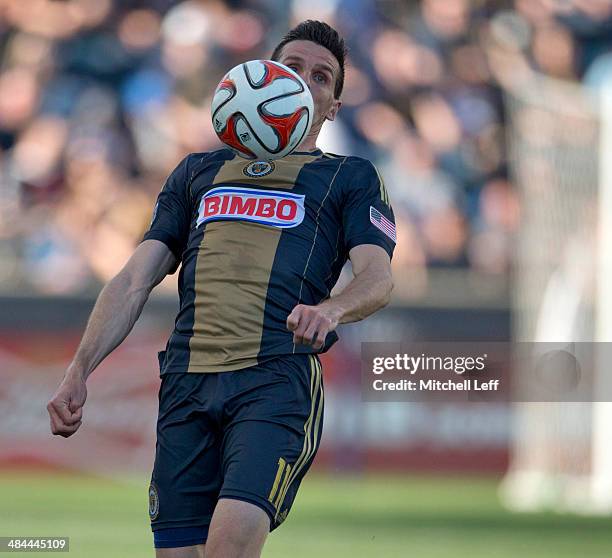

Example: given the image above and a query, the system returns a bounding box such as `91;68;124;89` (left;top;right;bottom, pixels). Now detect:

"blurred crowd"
0;0;611;296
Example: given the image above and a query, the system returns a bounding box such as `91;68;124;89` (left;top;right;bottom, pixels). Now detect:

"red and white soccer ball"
211;60;314;160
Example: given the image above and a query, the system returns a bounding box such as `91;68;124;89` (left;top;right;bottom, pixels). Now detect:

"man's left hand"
286;303;341;350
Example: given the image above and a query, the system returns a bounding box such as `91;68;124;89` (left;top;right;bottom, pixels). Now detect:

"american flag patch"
370;206;396;242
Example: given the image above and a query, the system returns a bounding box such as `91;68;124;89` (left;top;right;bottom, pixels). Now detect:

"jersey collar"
292;148;322;156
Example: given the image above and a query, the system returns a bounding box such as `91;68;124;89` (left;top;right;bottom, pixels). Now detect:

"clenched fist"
47;372;87;438
286;303;341;350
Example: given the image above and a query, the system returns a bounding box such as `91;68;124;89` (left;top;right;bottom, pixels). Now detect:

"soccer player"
47;20;395;558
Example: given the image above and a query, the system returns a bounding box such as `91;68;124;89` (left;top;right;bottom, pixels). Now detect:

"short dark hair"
271;20;347;99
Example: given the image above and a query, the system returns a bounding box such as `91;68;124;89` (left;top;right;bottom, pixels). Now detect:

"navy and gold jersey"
144;148;395;374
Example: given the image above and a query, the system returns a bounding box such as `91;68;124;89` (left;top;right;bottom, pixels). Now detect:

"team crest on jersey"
197;186;305;228
148;483;159;520
243;161;275;178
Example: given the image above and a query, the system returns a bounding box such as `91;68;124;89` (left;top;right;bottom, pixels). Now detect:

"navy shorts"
149;354;324;548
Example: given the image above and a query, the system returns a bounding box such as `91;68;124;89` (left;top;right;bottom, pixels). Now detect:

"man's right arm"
47;239;176;438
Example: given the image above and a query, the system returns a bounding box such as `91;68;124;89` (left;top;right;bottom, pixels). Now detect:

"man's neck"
296;132;319;153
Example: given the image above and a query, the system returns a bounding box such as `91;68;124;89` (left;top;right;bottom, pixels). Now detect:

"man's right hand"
44;241;176;439
47;371;87;438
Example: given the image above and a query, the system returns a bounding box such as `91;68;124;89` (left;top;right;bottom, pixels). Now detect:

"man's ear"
326;99;342;121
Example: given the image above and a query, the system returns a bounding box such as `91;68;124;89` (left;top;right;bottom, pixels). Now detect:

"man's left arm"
287;244;393;349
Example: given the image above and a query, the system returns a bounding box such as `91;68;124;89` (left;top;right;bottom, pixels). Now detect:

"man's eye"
314;73;327;83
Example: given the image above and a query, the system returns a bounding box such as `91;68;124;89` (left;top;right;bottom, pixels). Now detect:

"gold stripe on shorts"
273;355;323;520
268;457;287;504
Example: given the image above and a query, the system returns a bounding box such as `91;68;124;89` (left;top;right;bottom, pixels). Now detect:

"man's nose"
298;71;312;89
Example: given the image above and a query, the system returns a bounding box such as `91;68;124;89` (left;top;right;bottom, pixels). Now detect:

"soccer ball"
211;60;314;160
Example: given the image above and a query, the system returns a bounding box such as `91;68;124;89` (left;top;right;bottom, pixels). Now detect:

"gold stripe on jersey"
293;157;346;324
187;220;282;372
372;164;390;206
212;153;320;189
187;153;321;372
273;355;323;520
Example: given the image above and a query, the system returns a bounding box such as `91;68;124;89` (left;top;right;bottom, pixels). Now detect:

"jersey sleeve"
142;155;193;268
342;160;396;258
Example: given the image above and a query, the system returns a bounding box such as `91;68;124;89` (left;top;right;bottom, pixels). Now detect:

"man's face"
277;40;342;133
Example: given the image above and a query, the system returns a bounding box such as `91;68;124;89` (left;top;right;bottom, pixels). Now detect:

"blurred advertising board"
0;298;510;475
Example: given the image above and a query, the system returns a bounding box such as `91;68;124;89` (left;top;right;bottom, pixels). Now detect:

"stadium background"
1;0;612;556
